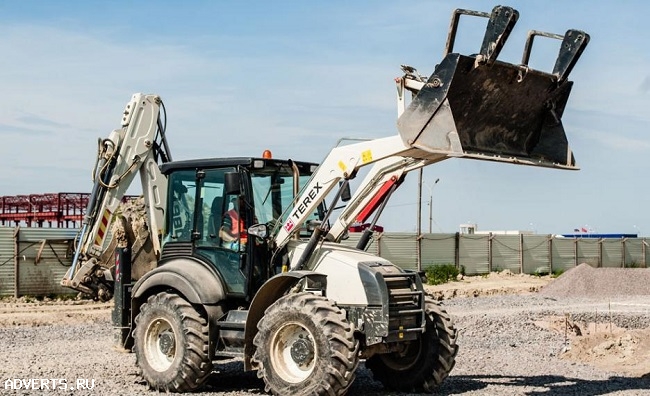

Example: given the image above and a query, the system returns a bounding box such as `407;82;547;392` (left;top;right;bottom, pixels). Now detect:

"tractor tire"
252;292;359;395
366;298;458;393
134;292;212;392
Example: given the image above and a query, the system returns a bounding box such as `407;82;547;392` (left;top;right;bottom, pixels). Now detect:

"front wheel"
366;299;458;393
252;292;359;395
133;292;212;392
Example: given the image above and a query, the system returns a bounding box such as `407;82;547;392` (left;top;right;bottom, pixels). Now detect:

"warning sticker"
361;150;373;163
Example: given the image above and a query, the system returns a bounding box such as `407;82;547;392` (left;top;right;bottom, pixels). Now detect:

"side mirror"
248;223;268;239
224;172;241;195
340;181;351;202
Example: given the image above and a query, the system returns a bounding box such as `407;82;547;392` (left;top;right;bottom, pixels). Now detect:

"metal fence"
341;232;648;275
1;227;647;296
0;227;78;297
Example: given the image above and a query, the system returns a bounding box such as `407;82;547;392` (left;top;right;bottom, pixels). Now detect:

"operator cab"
159;157;322;300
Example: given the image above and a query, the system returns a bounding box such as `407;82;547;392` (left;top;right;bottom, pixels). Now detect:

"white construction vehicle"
61;5;589;395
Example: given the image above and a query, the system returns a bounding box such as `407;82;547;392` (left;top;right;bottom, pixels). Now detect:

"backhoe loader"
62;5;589;395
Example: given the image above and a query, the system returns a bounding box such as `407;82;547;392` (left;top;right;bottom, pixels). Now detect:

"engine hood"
286;240;405;306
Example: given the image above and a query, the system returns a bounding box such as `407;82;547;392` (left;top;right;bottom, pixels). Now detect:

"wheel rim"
144;317;177;372
269;321;317;383
380;339;423;371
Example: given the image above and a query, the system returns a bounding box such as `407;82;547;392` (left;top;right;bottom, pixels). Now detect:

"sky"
0;1;648;235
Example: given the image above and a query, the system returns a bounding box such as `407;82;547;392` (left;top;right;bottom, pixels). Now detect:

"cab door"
164;167;248;295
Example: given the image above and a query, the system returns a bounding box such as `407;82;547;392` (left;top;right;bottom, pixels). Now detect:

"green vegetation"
425;264;460;286
22;295;36;303
551;269;564;278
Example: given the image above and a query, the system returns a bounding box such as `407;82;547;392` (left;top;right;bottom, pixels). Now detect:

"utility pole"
417;169;422;236
416;169;423;272
425;178;440;233
429;194;433;234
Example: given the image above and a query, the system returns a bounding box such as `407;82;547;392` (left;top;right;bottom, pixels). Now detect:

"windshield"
250;165;323;234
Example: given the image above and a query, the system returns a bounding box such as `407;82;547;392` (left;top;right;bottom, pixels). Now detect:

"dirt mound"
536;315;650;377
540;263;650;299
563;327;650;377
425;270;551;300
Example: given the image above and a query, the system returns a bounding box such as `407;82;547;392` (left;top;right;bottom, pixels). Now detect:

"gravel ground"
1;293;648;395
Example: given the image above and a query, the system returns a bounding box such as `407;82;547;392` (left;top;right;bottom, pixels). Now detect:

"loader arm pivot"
274;5;589;265
61;94;170;301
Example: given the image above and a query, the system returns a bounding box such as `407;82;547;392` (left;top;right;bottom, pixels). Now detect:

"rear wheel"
134;292;212;392
252;292;359;395
366;299;458;392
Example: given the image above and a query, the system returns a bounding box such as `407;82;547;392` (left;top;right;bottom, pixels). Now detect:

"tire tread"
251;292;359;396
134;292;212;392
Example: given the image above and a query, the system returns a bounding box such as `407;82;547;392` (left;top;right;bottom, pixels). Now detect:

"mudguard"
243;271;327;371
132;257;226;304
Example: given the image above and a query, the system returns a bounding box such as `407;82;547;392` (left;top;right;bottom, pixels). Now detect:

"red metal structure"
0;193;138;228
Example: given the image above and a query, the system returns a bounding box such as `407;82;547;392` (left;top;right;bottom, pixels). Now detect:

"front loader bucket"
397;6;589;169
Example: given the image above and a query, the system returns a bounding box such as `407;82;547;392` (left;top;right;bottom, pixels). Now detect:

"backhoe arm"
61;94;170;301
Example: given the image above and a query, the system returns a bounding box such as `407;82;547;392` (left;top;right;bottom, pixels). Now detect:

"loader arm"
326;155;440;243
274;5;589;268
274;135;436;251
61;94;170;301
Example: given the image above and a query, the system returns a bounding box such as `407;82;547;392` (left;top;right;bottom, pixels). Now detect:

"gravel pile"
1;294;649;395
540;263;650;298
